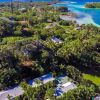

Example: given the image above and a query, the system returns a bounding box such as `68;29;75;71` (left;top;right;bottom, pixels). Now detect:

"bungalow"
28;73;55;87
61;82;76;93
0;73;54;100
45;22;57;29
94;94;100;100
32;7;35;11
51;37;63;44
75;27;81;30
0;17;15;23
55;75;77;96
0;73;76;100
18;8;27;12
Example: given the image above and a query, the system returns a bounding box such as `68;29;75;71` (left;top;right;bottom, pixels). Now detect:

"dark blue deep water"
0;0;100;26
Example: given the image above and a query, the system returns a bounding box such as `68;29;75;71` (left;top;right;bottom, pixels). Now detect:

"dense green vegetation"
14;81;99;100
0;2;100;99
85;2;100;8
16;81;56;100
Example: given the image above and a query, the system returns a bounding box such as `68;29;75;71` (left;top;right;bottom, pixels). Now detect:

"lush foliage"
85;2;100;8
0;2;99;99
16;81;56;100
58;85;96;100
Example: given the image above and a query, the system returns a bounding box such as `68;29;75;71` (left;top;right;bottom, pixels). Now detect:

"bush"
62;85;96;100
66;65;83;83
0;69;20;89
59;20;70;26
57;6;68;12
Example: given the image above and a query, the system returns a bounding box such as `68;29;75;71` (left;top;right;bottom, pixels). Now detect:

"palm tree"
30;0;32;2
11;0;14;13
16;0;20;10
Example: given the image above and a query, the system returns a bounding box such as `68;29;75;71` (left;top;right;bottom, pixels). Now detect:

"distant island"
85;2;100;8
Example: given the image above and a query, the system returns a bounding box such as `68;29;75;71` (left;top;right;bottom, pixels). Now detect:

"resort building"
45;22;58;29
18;8;27;12
61;82;76;93
94;95;100;100
51;37;63;44
55;75;77;96
0;17;15;23
0;73;54;100
28;73;55;87
0;73;76;100
74;27;81;30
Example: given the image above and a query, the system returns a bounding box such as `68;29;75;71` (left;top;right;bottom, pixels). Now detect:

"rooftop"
52;37;63;43
62;82;72;87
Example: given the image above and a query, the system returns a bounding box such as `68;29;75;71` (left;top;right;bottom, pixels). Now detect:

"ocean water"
0;0;100;26
55;0;100;26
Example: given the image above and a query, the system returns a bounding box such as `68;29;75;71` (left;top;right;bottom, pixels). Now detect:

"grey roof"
52;37;62;43
61;83;77;93
0;87;24;100
0;17;15;23
0;73;54;100
55;75;76;96
94;95;100;100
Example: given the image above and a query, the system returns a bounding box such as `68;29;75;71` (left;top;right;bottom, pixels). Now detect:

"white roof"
0;86;24;100
62;82;72;87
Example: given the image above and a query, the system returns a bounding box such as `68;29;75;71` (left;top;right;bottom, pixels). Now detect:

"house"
51;37;63;44
18;8;27;12
55;75;77;96
32;7;35;11
0;73;76;100
0;17;17;25
75;27;81;30
0;86;24;100
94;95;100;100
45;22;57;29
0;73;54;100
28;73;55;87
61;82;76;93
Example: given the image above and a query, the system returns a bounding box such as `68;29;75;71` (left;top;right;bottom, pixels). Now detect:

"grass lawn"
83;74;100;85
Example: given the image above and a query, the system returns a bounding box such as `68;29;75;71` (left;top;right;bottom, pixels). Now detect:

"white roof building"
0;73;54;100
55;75;77;96
61;82;76;93
51;37;63;44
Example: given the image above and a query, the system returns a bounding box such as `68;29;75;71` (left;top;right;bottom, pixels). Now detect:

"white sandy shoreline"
60;13;100;27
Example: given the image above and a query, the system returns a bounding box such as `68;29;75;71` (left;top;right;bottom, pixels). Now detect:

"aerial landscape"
0;0;100;100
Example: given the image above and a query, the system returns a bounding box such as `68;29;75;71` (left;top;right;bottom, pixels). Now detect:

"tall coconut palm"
11;0;14;13
30;0;32;2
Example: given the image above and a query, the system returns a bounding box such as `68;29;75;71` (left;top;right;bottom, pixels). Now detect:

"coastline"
60;14;100;27
54;2;100;27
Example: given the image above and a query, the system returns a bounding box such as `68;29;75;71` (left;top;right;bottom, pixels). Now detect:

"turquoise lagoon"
54;0;100;27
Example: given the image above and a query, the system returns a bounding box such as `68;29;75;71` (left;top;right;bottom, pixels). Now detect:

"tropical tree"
66;65;83;83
